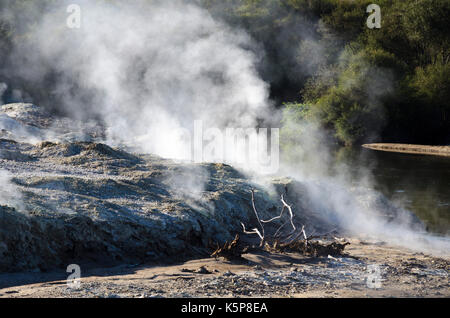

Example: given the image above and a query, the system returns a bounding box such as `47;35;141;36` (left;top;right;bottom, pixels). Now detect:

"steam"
0;169;22;210
280;117;450;257
272;11;450;256
0;82;6;104
0;0;448;257
7;0;270;161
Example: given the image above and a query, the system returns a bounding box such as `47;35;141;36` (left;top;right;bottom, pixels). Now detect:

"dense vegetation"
206;0;450;146
1;0;449;146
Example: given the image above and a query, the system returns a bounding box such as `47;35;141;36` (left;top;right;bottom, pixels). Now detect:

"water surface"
337;148;450;235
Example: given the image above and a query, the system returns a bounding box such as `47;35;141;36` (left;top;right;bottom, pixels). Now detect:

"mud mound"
32;142;140;162
0;135;424;272
0;137;300;272
0;104;425;272
0;103;104;143
1;104;52;128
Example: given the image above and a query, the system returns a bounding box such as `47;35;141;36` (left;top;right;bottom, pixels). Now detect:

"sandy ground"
362;143;450;157
0;238;448;298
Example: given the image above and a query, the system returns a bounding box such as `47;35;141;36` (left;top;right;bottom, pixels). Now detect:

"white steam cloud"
280;118;450;257
12;0;270;162
0;169;22;209
2;0;448;257
0;82;7;104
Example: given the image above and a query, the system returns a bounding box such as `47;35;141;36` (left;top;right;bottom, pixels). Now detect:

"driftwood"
211;234;246;261
212;190;349;260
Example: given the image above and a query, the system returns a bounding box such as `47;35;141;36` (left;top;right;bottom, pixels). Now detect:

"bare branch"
261;206;285;223
250;189;265;239
281;194;296;232
301;225;307;240
241;222;264;242
236;191;349;257
274;220;288;238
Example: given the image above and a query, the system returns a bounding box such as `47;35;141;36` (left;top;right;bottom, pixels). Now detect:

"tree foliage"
277;0;450;145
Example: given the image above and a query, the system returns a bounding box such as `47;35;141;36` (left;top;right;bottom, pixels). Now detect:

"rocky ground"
0;238;448;298
0;103;449;298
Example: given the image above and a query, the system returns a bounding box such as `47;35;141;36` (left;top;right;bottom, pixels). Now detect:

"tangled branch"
212;190;348;260
238;190;349;256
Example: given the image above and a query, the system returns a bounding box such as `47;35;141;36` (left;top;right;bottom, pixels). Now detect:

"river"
336;147;450;235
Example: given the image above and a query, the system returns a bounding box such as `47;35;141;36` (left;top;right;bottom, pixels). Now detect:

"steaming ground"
3;0;445;255
4;0;273;161
0;103;449;296
0;103;329;272
0;0;449;297
0;103;449;270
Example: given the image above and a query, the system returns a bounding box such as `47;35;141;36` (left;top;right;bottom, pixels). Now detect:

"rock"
195;266;212;274
181;268;194;273
223;271;235;277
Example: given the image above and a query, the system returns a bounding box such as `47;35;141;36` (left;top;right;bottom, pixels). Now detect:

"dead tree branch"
250;189;265;244
241;222;264;242
281;194;296;232
238;190;350;257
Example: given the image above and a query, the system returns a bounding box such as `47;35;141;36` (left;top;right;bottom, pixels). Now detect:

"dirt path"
363;143;450;157
1;238;448;298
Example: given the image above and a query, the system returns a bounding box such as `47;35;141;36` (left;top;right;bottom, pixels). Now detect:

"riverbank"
0;238;448;298
362;143;450;157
